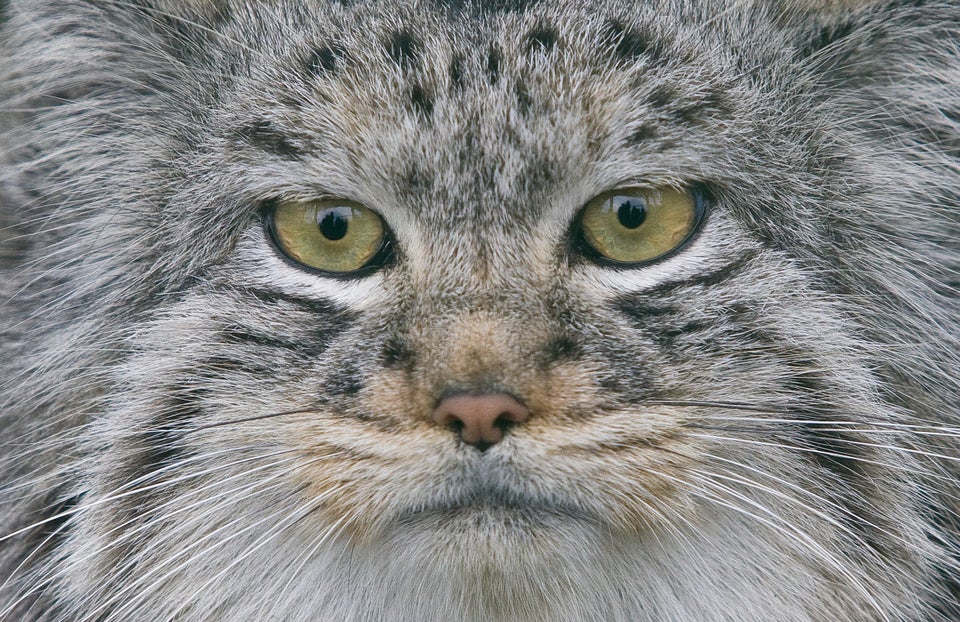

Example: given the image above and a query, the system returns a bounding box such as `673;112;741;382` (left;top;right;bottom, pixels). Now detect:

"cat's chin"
370;483;612;562
392;497;599;535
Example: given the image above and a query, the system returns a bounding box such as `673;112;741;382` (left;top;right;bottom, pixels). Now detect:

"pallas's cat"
1;0;959;620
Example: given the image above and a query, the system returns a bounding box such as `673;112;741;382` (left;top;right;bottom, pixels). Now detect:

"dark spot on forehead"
525;23;557;53
401;162;434;193
627;123;657;144
486;45;502;84
305;44;343;77
673;88;732;125
517;153;556;191
410;84;434;120
606;19;664;63
449;54;464;91
234;119;304;159
433;0;538;14
514;81;532;114
387;29;421;70
795;20;857;61
647;85;678;109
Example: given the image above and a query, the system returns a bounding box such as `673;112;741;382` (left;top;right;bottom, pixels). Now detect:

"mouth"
391;477;599;532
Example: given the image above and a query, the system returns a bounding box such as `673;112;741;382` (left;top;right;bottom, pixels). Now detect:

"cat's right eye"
265;199;390;275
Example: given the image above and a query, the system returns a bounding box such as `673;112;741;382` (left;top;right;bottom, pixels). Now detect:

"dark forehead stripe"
127;387;203;496
234;119;304;159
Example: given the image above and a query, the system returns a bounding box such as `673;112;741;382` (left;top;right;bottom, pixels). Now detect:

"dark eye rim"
260;199;396;279
572;184;709;268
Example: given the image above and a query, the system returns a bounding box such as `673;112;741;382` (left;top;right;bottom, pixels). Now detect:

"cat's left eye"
266;199;390;275
577;187;704;265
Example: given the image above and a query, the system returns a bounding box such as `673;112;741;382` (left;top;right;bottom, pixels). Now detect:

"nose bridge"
437;311;523;385
403;235;559;393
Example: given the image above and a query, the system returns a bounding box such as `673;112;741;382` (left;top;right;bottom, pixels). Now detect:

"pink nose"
431;393;530;450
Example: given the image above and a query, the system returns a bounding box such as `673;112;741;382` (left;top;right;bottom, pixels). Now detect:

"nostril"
431;393;530;450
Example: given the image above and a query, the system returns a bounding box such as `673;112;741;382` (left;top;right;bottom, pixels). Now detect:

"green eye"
268;199;388;274
578;187;702;264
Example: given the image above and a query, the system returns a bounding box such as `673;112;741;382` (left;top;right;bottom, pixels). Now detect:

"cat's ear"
761;0;959;81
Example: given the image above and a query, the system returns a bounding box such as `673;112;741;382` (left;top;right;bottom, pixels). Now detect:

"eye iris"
318;208;350;241
578;187;700;265
615;197;646;229
269;200;387;274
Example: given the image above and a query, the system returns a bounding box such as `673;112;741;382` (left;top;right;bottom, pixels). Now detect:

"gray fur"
0;0;958;620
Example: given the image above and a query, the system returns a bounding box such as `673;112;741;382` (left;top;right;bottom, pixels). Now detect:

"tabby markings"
234;119;305;159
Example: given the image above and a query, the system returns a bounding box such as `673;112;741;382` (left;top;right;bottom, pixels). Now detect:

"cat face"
2;1;958;620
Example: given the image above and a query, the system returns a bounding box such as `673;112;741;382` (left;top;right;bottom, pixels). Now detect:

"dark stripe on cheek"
236;285;350;318
783;361;871;480
381;335;416;369
198;355;276;377
614;301;680;320
220;324;309;351
325;359;365;396
138;389;203;470
642;251;759;298
37;490;85;541
542;335;581;364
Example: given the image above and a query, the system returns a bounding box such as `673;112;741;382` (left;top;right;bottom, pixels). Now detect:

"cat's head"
1;0;958;620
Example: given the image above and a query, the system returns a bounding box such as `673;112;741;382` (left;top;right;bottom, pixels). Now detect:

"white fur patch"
234;226;388;310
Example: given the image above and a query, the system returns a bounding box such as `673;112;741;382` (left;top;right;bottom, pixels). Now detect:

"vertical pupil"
318;208;350;241
615;197;646;229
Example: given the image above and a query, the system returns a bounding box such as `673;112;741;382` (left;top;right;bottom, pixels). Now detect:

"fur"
1;0;958;620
